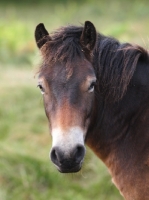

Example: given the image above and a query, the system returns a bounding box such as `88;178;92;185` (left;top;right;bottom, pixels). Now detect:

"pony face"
35;21;97;173
38;60;96;172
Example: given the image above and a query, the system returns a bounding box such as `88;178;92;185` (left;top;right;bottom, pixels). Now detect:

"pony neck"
86;95;149;199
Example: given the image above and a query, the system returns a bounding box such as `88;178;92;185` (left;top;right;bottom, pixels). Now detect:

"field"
0;0;149;199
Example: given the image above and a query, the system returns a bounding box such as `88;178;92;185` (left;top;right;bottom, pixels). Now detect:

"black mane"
41;25;149;102
42;26;84;64
94;37;149;101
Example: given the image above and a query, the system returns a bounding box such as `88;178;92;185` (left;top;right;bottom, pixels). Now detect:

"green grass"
0;0;149;199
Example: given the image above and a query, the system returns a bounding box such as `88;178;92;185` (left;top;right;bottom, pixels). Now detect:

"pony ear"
80;21;97;51
35;23;51;49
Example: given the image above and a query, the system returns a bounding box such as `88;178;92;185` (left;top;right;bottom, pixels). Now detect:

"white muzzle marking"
51;126;85;156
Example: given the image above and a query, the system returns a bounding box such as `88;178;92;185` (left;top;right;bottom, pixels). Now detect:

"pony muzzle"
50;144;85;173
50;127;86;173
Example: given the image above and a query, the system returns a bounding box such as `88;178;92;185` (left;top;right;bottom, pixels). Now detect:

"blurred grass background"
0;0;149;199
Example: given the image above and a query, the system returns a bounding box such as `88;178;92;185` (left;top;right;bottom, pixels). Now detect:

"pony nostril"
50;148;57;163
50;147;61;165
73;145;85;163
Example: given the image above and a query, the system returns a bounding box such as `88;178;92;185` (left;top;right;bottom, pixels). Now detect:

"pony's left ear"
80;21;97;51
35;23;51;49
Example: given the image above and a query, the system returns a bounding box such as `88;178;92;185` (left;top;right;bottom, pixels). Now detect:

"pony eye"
37;84;45;94
88;82;96;93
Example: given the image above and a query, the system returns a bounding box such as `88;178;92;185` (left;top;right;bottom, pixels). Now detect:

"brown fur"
35;22;149;199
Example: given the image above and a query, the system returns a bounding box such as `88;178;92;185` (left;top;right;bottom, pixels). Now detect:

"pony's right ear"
35;23;51;49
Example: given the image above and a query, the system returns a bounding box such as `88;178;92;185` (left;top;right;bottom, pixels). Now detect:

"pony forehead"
39;60;96;84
